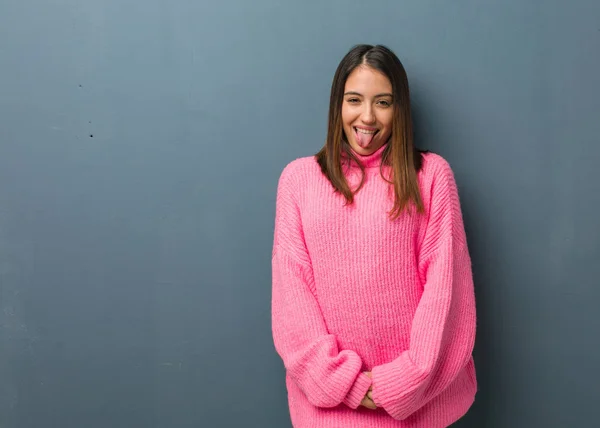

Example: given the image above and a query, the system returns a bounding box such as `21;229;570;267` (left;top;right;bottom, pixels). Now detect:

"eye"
377;99;392;107
346;98;360;104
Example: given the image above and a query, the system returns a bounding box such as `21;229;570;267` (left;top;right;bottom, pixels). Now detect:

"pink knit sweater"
271;143;477;428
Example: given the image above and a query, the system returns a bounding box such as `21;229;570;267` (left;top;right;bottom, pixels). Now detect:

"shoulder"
277;155;322;192
419;151;459;190
418;151;461;209
420;151;454;180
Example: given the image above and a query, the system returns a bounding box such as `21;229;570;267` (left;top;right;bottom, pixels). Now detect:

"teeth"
356;128;377;134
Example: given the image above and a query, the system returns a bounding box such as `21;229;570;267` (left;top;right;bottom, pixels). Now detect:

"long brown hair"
316;44;425;219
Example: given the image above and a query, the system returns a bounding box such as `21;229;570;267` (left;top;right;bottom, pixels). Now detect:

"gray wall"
1;1;599;427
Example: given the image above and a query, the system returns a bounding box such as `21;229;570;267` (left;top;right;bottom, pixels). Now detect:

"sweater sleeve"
271;163;372;409
370;159;477;420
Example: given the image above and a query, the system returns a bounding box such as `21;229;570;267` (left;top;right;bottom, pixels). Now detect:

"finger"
365;400;377;410
361;397;376;410
361;401;375;409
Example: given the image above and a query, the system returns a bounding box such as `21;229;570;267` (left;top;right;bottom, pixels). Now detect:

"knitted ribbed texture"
271;144;477;428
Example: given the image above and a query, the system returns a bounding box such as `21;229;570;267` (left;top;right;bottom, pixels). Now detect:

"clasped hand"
360;372;377;410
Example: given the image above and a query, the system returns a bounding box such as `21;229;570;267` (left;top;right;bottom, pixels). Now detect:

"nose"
361;105;376;125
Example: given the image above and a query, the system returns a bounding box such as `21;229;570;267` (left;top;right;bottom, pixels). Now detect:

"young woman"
271;44;477;428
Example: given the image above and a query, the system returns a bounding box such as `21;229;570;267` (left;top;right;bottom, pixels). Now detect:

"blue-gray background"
1;0;599;427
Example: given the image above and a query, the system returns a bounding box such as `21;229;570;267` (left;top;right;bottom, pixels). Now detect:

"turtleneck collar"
344;143;389;169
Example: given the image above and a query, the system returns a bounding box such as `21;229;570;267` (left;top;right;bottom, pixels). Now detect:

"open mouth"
354;127;379;135
354;127;379;147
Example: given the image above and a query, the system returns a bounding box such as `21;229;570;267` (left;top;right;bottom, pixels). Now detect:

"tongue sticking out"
355;128;377;148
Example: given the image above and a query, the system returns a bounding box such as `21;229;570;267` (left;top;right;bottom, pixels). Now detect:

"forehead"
344;66;392;93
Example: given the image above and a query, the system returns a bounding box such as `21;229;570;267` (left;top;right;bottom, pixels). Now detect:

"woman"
271;44;477;428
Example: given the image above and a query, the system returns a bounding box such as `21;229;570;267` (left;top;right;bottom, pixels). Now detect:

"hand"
360;394;376;410
360;372;377;410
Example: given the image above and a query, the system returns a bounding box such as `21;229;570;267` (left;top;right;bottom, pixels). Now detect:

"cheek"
341;105;352;125
380;111;393;130
340;108;352;139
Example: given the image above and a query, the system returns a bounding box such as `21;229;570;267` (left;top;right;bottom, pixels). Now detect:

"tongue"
356;129;376;148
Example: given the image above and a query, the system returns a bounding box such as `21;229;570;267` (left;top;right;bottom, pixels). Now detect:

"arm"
271;164;372;409
370;159;477;420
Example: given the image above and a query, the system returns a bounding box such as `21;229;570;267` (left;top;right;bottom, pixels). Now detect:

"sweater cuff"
371;354;426;416
343;372;373;409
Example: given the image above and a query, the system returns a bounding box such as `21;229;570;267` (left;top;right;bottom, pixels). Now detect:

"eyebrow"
343;91;393;98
